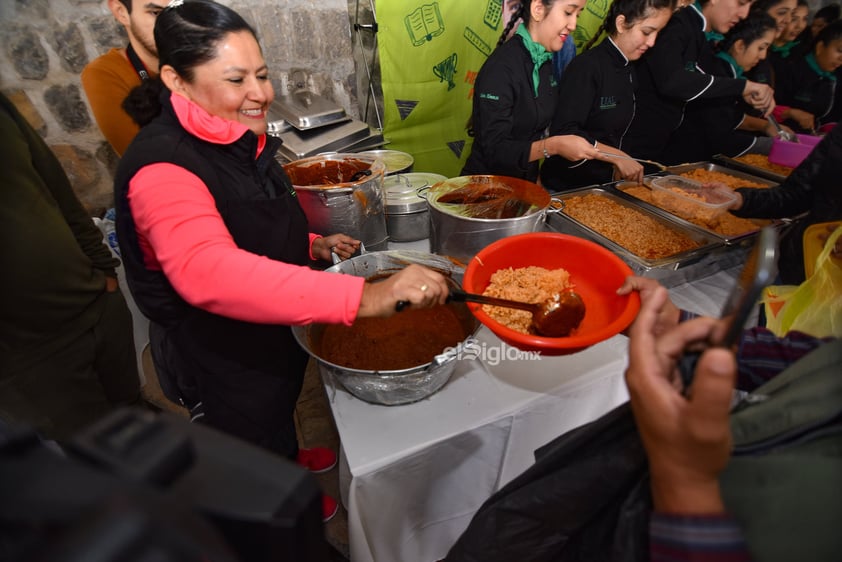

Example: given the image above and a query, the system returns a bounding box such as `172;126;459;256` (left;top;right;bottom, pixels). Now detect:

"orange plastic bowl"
463;232;640;355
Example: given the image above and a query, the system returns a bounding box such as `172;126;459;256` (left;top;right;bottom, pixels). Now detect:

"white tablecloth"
326;246;741;562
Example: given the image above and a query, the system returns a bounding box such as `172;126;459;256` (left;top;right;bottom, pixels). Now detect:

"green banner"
572;0;612;54
377;1;502;177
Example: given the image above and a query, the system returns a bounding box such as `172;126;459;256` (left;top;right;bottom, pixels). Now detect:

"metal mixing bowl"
292;251;479;405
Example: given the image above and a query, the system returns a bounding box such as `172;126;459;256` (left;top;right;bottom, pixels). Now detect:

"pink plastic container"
768;134;822;168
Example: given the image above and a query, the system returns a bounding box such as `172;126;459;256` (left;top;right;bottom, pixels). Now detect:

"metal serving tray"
610;179;772;246
665;161;779;187
711;154;789;183
273;90;347;130
275;118;371;161
546;187;728;287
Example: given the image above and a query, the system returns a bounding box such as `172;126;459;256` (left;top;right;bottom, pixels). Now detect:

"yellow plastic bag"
762;225;842;338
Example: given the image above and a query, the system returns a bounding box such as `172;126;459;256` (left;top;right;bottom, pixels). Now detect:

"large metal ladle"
767;115;799;142
448;288;586;337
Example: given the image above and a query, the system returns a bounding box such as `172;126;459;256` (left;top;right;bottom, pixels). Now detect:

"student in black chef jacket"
776;20;842;133
623;0;775;164
540;0;674;190
462;0;598;183
670;14;782;163
768;0;809;77
744;0;797;87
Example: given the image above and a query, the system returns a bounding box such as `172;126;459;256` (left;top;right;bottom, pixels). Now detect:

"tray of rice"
712;154;791;182
546;187;729;287
665;162;778;188
614;179;772;244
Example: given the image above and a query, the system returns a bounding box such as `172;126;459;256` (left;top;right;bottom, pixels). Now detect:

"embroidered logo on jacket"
479;92;500;100
599;96;617;110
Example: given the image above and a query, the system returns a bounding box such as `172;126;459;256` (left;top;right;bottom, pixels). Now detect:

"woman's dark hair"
813;3;842;24
498;0;557;47
123;0;258;126
815;17;842;46
719;12;777;53
583;0;675;51
749;0;792;18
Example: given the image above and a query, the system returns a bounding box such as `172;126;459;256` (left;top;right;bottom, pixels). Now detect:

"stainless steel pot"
383;172;447;242
291;251;479;405
426;175;561;263
283;153;389;250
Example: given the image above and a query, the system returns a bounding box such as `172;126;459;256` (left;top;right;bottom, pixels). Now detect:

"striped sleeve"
650;513;752;562
736;328;833;391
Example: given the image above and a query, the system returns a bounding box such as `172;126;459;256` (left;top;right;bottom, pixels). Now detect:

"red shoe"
296;447;338;474
322;494;339;523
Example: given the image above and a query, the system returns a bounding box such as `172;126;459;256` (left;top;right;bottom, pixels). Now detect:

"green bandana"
771;41;799;58
516;23;553;97
806;52;837;80
716;51;744;78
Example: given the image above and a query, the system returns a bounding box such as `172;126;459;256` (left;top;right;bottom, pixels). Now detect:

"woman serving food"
540;0;673;190
115;0;448;522
461;0;599;183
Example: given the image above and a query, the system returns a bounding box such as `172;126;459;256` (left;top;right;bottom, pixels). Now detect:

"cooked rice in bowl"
481;266;573;334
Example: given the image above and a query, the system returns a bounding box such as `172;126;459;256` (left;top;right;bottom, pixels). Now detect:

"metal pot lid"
428;175;550;219
358;150;415;175
384;172;447;214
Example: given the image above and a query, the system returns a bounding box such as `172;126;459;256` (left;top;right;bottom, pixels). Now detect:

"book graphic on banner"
483;0;502;30
405;3;445;46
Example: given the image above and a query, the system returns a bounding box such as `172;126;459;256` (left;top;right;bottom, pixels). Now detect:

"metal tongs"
597;150;668;171
767;115;798;142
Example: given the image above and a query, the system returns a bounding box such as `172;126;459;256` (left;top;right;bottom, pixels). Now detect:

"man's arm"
81;52;141;157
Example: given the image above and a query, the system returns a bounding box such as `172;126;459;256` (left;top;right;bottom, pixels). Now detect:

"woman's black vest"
114;94;310;327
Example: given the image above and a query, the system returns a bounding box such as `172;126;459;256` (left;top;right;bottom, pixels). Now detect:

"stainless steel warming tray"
273;90;348;130
665;161;780;187
711;154;789;183
546;187;729;287
275;119;371;161
611;179;775;246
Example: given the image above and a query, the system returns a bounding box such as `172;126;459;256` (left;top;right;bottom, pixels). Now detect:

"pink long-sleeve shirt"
128;92;364;326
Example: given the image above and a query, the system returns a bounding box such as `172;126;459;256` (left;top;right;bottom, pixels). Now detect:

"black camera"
0;408;328;561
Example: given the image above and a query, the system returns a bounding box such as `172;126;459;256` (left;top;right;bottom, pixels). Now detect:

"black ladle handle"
395;290;538;313
350;169;373;182
448;288;538;312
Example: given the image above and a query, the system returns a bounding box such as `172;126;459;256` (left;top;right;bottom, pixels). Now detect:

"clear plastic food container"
650;175;737;222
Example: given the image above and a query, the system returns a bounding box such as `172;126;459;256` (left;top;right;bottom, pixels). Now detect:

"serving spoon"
597;150;668;171
767;115;799;143
448;288;586;337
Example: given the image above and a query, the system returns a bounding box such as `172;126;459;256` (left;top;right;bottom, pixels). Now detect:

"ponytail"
583;20;611;50
122;78;165;127
499;2;526;47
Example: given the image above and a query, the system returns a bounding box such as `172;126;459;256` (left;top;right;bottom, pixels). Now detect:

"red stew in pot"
319;305;467;370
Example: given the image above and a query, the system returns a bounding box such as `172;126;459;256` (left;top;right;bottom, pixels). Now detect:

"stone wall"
0;0;360;213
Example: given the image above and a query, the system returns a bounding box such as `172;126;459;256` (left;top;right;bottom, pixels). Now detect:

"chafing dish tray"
665;161;779;188
274;90;347;130
712;154;789;183
611;179;773;246
546;187;727;287
275;118;371;161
